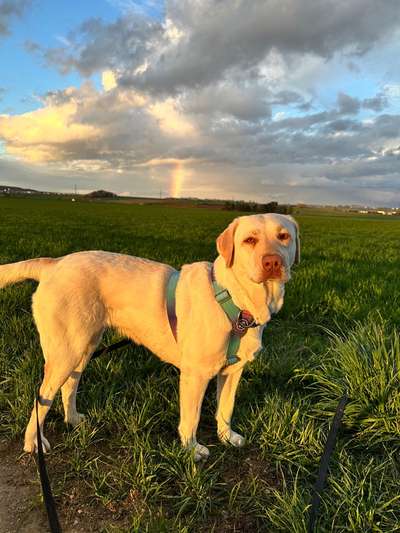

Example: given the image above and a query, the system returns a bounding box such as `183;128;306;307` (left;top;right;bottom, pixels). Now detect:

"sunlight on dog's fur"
0;213;299;461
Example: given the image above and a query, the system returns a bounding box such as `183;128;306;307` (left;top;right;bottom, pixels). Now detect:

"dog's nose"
262;254;283;279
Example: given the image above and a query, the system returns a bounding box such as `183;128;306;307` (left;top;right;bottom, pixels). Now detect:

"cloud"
181;82;272;122
0;0;30;36
0;81;198;172
2;79;399;203
0;85;100;162
102;70;118;91
30;1;400;95
148;98;197;136
107;0;164;19
384;84;400;98
362;93;388;112
28;15;162;77
121;0;400;95
337;92;360;115
0;156;167;197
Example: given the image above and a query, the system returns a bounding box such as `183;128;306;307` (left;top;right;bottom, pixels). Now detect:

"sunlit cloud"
0;98;100;162
148;98;196;137
102;70;118;91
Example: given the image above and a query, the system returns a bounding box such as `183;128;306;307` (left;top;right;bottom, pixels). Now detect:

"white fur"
0;213;299;459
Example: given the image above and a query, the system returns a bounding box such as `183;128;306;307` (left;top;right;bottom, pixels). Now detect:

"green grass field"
1;197;400;532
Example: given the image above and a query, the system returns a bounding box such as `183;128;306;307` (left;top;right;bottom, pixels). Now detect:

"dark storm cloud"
269;112;334;131
271;91;305;106
0;0;30;36
123;0;400;94
324;118;360;133
33;0;400;95
362;93;389;112
181;83;272;122
199;110;400;170
32;15;162;77
337;92;361;115
372;113;400;138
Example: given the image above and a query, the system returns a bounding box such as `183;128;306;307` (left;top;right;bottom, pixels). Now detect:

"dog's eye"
277;232;290;242
243;237;258;245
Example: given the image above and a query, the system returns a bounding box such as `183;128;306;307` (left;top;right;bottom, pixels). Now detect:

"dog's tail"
0;258;57;289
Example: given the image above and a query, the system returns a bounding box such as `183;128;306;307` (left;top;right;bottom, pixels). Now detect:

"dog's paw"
218;429;246;448
65;412;86;427
228;430;246;448
193;443;210;461
24;434;51;454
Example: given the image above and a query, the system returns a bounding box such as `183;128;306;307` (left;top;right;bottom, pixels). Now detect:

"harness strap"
166;267;257;365
212;284;240;363
166;270;180;340
210;267;257;365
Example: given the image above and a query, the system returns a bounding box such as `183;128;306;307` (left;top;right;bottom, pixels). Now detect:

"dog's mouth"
264;274;289;284
264;272;283;281
251;271;289;284
265;267;291;284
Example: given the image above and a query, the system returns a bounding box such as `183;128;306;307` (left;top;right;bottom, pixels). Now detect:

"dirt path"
0;438;130;533
0;439;47;533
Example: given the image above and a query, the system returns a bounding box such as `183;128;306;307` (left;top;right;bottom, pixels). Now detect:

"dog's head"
216;213;300;284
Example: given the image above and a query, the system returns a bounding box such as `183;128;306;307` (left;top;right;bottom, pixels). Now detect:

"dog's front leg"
178;371;210;461
216;367;245;447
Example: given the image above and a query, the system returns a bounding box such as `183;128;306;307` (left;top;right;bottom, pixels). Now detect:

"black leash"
36;395;62;533
35;338;132;532
308;392;349;533
91;338;133;360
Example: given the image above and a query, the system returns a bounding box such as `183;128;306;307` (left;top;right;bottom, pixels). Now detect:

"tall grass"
297;315;400;448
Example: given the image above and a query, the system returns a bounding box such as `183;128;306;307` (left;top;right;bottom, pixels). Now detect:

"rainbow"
169;160;185;198
136;157;190;198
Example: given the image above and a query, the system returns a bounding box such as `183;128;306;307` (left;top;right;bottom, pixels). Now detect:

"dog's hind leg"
24;353;80;453
24;289;105;453
61;330;104;426
23;331;102;454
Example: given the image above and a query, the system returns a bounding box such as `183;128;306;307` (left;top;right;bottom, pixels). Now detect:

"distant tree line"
86;190;117;198
223;200;293;214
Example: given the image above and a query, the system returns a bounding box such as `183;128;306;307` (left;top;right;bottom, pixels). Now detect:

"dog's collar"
166;267;258;366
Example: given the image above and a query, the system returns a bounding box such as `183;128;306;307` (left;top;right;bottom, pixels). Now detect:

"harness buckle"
232;310;257;336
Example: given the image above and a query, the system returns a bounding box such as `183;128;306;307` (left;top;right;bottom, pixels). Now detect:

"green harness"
166;268;257;366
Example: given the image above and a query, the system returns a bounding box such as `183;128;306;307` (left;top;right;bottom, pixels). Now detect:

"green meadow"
1;197;400;532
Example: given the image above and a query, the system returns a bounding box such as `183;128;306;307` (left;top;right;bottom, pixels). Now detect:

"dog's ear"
284;215;300;264
216;219;239;267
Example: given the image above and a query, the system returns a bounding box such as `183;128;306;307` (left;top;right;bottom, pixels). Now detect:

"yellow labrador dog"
0;213;299;460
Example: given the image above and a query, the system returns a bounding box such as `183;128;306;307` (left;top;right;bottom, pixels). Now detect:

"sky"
0;0;399;206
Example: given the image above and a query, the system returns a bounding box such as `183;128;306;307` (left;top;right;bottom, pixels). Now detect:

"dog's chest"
237;324;265;363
